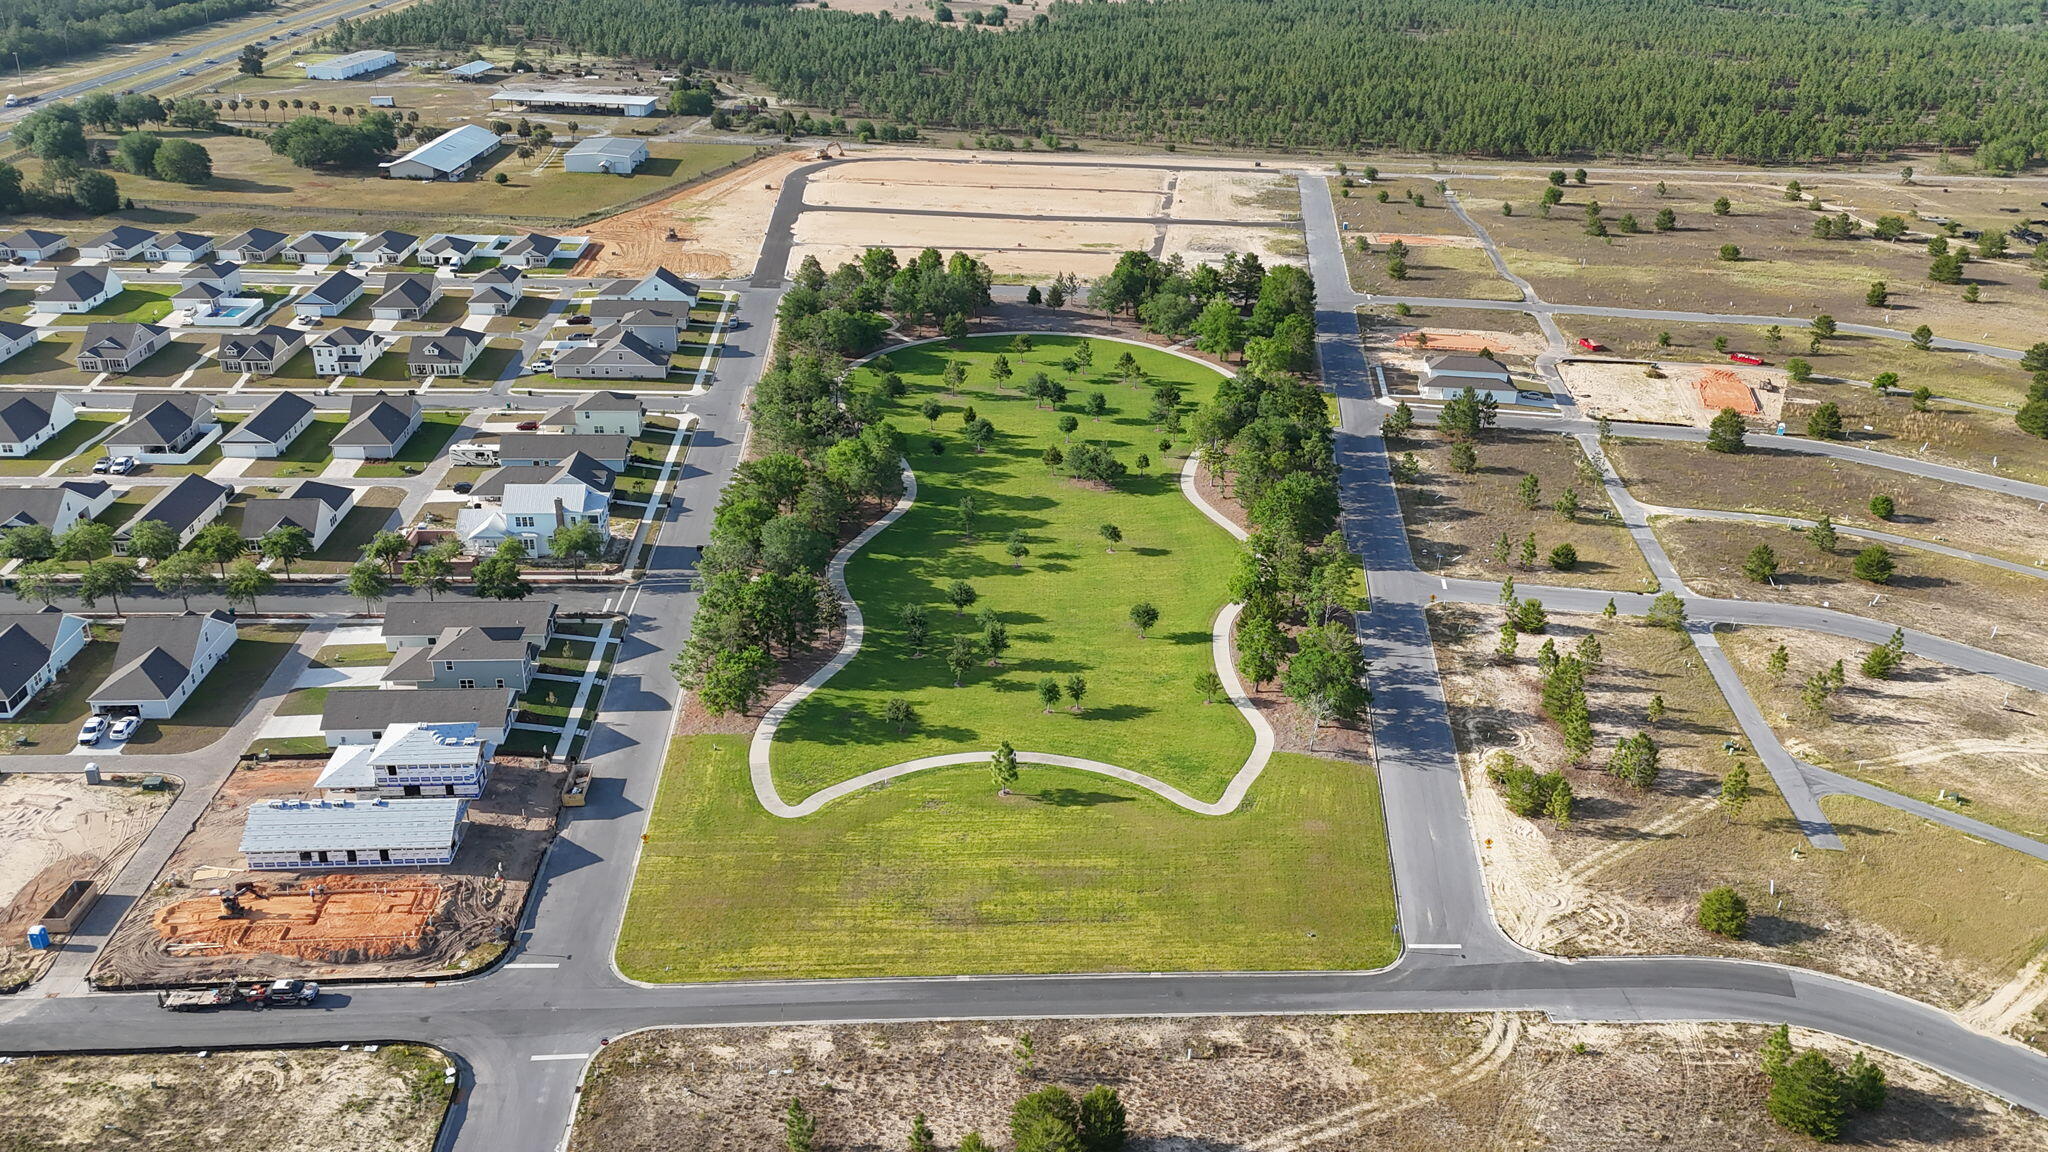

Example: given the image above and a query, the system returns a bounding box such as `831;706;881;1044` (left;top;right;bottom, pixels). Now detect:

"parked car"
566;314;591;325
91;457;113;473
516;420;540;430
109;456;137;474
77;716;107;745
452;481;473;495
109;716;140;742
527;360;553;375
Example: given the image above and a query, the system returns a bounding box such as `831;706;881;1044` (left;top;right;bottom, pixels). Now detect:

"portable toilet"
26;924;50;950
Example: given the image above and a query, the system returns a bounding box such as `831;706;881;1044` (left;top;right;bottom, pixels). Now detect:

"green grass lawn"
617;736;1398;982
123;624;302;755
0;633;115;752
539;637;597;671
356;412;467;478
311;643;390;669
244;412;347;478
299;487;403;572
75;287;177;323
770;335;1250;802
273;686;332;717
0;414;120;476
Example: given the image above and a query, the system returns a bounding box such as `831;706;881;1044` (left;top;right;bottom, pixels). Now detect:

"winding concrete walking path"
748;452;1276;817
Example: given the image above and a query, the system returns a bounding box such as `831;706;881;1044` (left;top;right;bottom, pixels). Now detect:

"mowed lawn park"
617;335;1396;981
770;337;1253;802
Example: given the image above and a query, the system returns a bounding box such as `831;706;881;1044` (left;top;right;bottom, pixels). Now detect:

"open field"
1393;428;1658;591
1723;625;2048;839
1653;516;2048;662
571;1015;2048;1152
1605;436;2048;568
1332;179;1522;300
771;336;1250;801
1775;376;2048;487
0;775;172;990
0;1045;452;1152
1433;603;2048;1022
615;735;1395;982
1464;174;2048;354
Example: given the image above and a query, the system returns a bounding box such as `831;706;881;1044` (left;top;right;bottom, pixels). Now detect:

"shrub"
1697;885;1749;937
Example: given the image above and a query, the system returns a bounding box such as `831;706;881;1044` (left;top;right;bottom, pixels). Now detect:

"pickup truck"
157;979;321;1011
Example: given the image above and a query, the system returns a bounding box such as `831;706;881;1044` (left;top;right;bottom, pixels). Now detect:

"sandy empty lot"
808;163;1167;217
789;210;1155;279
1561;359;1787;427
580;150;805;280
0;775;171;988
1170;169;1298;220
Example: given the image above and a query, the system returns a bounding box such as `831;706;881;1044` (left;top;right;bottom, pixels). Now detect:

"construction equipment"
158;982;239;1011
156;979;321;1011
245;978;321;1008
810;142;845;160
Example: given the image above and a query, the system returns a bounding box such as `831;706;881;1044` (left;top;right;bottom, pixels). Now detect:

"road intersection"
2;154;2047;1150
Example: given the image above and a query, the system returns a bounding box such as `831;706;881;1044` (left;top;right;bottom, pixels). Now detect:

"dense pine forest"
0;0;275;69
335;0;2048;162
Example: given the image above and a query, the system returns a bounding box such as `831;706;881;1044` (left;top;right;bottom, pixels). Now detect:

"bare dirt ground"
807;165;1168;217
0;1045;452;1152
789;211;1156;276
89;757;564;987
1722;626;2048;838
1159;222;1304;272
1560;359;1788;427
1365;324;1546;358
0;775;173;990
1431;603;2048;1024
1169;169;1298;221
571;1015;2047;1152
579;149;805;280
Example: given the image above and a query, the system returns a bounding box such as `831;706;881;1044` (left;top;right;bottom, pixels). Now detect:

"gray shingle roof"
496;432;632;463
320;684;517;731
381;599;554;641
501;234;562;259
553;332;666;372
333;393;420;448
93;610;233;703
387;625;535;681
0;392;61;443
45;267;116;304
470;452;614;499
373;273;437;310
406;330;481;365
214;327;302;370
222;390;314;446
110;393;209;444
303;270;364;307
224;227;288;253
85;225;154;251
126;473;229;535
0;609;75;699
79;322;167;363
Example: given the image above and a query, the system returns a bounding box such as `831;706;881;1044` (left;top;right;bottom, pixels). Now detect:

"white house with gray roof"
498;233;585;269
552;331;669;380
89;609;236;719
0;323;39;371
0;481;113;535
316;721;496;799
75;322;171;374
585;301;686;352
407;329;484;377
0;609;91;719
239;796;467;871
215;327;305;378
593;266;696;306
321;684;518;746
0;230;67;263
371;273;441;321
119;474;229;550
35;266;121;314
221;391;316;456
296;270;366;318
79;225;156;262
143;231;214;264
222;227;289;263
332;392;421;459
311;327;388;377
354;230;420;266
419;233;484;267
465;266;523;316
105;394;215;459
0;391;74;456
240;479;353;547
283;230;362;265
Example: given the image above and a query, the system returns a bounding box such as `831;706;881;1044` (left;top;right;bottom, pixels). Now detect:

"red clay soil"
152;875;447;964
1694;368;1761;415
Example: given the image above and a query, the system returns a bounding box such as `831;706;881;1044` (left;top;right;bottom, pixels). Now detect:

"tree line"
336;0;2048;162
0;0;273;69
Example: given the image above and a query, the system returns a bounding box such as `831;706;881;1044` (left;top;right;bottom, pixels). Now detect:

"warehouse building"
380;124;502;182
301;50;397;81
489;89;660;117
563;136;649;175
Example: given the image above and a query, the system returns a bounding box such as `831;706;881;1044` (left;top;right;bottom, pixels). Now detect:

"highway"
3;153;2048;1151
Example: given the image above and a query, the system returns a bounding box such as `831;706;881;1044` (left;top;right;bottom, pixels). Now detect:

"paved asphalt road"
4;155;2048;1151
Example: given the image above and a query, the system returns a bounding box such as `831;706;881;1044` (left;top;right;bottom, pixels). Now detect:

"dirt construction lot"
0;775;173;990
0;1045;452;1152
579;149;809;281
1560;359;1788;427
89;756;564;988
571;1015;2048;1152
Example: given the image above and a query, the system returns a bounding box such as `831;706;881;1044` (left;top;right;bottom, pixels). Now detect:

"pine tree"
1607;731;1661;789
1766;644;1789;679
1697;885;1749;937
1843;1053;1888;1111
1809;514;1837;552
1536;637;1560;673
1742;543;1778;583
1861;628;1906;679
991;740;1019;793
1496;620;1520;661
786;1099;816;1152
1767;1050;1847;1142
1720;763;1751;820
1077;1086;1127;1152
1761;1024;1793;1078
1545;776;1574;825
1706;407;1748;453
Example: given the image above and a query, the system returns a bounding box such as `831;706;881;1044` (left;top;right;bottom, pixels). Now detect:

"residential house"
221;391;316;457
179;260;244;293
0;609;92;719
0;323;39;369
0;230;67;263
240;480;353;548
456;479;608;556
239;796;468;871
586;301;686;352
296;270;365;318
78;225;155;262
592;266;697;307
88;609;237;719
0;481;114;535
354;230;420;266
310;326;388;377
320;684;518;745
143;231;214;264
370;273;441;321
331;392;421;459
385;626;537;690
35;267;121;314
418;234;481;267
283;231;358;265
104;394;215;459
0;391;75;456
315;721;496;799
221;227;289;264
381;599;555;650
1419;353;1518;404
551;332;669;381
407;329;484;377
214;327;306;378
499;233;581;269
75;322;172;374
469;452;615;502
465;266;523;316
118;474;230;550
495;432;632;469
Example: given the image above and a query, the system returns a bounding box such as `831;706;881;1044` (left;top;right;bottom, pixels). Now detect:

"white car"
526;358;554;374
109;716;141;742
77;716;107;745
109;456;137;474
